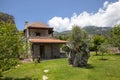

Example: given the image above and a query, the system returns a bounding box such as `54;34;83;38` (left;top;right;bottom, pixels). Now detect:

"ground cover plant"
1;52;120;80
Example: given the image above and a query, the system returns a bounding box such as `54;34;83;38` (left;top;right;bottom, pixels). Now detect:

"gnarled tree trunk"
67;42;90;67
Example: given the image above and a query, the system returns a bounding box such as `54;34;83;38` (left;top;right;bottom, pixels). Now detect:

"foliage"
0;12;30;71
57;35;69;40
0;69;2;77
0;22;18;56
0;58;19;71
70;25;88;47
53;30;71;40
99;43;109;59
92;35;105;55
2;53;120;80
54;26;111;38
18;31;30;59
65;25;90;67
0;21;27;71
110;24;120;51
83;26;111;35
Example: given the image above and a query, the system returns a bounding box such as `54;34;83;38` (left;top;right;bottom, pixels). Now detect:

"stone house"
24;22;67;60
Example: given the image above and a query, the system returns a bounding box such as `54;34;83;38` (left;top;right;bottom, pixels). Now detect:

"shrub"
0;69;2;77
0;58;19;71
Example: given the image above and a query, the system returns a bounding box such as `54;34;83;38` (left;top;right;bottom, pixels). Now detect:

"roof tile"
27;22;49;28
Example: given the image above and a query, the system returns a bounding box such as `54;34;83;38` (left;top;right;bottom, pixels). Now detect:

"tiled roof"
26;22;52;29
29;38;67;44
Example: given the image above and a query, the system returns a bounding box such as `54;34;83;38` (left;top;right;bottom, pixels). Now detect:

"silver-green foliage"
67;25;90;67
111;24;120;51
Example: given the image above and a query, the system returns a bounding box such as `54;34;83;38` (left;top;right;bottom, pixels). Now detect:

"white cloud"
48;17;70;31
48;0;120;32
103;1;109;9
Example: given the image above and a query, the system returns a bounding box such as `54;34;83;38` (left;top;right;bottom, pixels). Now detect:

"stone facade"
24;22;67;60
32;44;60;59
29;29;50;37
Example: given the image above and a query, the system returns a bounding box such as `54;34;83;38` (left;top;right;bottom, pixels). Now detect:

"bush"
90;46;96;51
33;58;40;64
0;69;2;77
0;58;19;71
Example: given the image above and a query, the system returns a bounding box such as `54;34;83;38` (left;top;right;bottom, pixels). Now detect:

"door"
39;45;45;58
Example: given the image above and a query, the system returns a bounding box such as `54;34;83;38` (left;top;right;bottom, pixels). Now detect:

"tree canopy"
111;24;120;50
92;35;105;55
64;25;90;67
0;12;27;71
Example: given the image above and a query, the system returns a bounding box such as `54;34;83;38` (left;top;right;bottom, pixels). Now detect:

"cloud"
48;0;120;32
48;17;70;32
103;1;109;9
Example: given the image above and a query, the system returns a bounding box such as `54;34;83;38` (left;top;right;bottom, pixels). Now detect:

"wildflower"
42;75;48;80
44;69;49;73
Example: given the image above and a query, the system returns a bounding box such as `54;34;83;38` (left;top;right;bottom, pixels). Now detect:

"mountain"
53;26;112;38
53;30;71;37
0;12;15;24
83;26;112;35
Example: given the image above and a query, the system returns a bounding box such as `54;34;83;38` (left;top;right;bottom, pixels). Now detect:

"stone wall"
45;44;52;59
52;44;60;58
32;43;60;59
32;44;40;58
29;29;49;37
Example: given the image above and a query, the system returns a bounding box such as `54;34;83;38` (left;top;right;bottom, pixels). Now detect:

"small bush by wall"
0;58;19;71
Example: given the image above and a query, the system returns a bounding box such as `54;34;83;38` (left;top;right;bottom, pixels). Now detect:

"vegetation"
0;12;28;71
0;11;120;80
64;25;90;67
83;26;111;35
0;22;19;71
54;26;112;38
99;43;109;59
92;35;105;55
111;24;120;51
1;53;120;80
54;31;70;41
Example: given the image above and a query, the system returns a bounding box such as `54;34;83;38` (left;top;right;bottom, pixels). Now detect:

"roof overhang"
29;38;68;44
28;26;53;30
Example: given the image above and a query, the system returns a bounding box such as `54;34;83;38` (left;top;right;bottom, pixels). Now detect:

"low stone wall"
108;47;120;54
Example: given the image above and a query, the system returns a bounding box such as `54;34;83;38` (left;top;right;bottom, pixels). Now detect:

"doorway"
39;45;45;58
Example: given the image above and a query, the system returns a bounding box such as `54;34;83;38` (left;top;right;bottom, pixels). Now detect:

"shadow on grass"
0;77;38;80
114;53;120;56
93;54;101;56
77;64;94;69
99;58;108;61
84;64;94;69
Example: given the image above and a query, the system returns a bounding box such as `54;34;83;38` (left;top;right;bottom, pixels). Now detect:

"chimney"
25;21;29;28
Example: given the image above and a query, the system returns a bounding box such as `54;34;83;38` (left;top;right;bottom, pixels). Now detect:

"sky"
0;0;120;32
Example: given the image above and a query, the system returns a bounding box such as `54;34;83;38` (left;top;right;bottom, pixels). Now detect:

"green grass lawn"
1;53;120;80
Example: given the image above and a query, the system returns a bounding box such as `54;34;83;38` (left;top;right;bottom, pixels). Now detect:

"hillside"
53;26;112;37
83;26;112;35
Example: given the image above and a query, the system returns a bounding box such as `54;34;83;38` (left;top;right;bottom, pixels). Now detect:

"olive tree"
65;25;90;67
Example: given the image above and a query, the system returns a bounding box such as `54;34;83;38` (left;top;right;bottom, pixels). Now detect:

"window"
36;32;41;36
